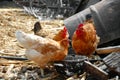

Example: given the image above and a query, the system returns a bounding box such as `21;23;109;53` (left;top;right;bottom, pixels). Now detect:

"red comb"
61;26;67;38
63;26;67;32
76;23;84;36
78;23;84;28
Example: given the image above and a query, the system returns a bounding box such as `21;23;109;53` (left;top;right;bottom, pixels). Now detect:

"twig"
0;59;25;65
0;58;34;65
66;75;78;80
6;64;14;74
4;64;14;79
0;56;28;61
80;72;86;80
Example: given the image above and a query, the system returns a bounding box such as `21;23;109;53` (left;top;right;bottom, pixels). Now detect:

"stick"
0;56;28;61
5;64;15;79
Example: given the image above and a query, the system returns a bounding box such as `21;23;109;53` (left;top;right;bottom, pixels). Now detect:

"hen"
15;27;69;77
72;19;100;57
53;26;69;41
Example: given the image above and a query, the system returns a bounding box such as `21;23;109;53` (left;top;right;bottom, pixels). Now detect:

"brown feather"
72;20;100;57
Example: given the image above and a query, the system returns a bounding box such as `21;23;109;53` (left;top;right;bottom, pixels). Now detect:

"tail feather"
15;30;41;48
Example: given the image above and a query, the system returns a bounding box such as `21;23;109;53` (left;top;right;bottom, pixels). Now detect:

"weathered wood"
103;52;120;76
83;61;108;80
96;45;120;54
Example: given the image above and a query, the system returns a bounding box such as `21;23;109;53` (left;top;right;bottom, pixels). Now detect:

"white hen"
15;30;69;77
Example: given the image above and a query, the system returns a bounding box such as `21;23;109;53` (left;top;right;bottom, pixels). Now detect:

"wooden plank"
96;45;120;54
83;61;108;80
103;52;120;75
